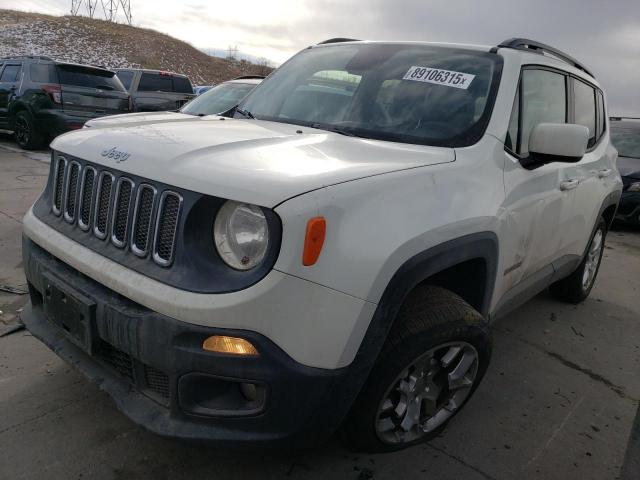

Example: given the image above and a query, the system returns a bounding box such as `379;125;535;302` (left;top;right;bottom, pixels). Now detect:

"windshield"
236;43;502;147
611;125;640;159
182;82;257;115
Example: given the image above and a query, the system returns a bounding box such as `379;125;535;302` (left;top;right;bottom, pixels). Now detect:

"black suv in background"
0;56;130;149
115;69;195;112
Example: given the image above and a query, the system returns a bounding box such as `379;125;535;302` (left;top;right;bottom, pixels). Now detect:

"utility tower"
70;0;132;25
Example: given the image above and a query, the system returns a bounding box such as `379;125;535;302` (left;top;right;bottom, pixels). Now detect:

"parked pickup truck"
115;68;195;112
21;37;622;452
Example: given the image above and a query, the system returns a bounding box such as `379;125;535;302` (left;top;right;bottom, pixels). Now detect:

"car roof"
117;68;189;78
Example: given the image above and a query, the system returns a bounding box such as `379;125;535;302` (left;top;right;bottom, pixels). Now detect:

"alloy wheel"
582;228;604;291
375;341;479;445
15;116;30;148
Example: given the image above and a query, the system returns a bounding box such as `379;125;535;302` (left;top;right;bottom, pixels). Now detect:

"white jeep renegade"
21;38;622;451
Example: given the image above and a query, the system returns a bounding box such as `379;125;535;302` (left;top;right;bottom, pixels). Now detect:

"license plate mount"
42;272;96;354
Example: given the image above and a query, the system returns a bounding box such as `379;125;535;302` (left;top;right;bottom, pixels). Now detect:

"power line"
70;0;132;25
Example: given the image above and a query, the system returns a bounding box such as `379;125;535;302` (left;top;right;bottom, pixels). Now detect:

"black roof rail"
232;75;266;80
497;38;594;78
317;38;360;45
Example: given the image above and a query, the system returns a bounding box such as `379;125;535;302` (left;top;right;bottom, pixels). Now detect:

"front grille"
63;161;81;223
153;192;182;266
49;156;183;268
52;156;67;215
96;343;134;381
111;177;134;247
131;184;156;257
78;167;96;230
94;172;114;239
144;365;170;399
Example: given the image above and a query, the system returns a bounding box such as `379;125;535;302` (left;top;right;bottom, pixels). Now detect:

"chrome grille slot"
78;167;96;231
52;156;67;216
131;184;156;257
63;161;81;223
153;191;182;267
111;177;134;248
93;171;114;239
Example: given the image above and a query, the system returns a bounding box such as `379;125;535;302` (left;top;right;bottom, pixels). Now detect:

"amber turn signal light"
202;336;259;356
302;216;326;266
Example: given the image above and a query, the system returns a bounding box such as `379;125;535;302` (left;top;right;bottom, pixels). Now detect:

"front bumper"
21;237;357;446
615;191;640;225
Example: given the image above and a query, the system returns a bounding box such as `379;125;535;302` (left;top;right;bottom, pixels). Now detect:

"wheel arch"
332;232;499;427
8;101;32;129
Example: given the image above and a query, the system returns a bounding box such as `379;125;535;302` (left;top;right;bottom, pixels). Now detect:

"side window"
573;79;597;148
0;64;22;83
596;90;605;140
116;70;134;90
30;64;58;83
519;69;567;156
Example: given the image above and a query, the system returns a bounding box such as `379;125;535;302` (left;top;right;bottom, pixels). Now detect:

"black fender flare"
327;232;499;428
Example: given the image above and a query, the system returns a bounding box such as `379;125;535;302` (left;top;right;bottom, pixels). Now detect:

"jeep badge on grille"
101;147;130;163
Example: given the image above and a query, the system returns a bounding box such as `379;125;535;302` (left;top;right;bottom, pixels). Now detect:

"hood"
84;111;195;129
618;156;640;179
52;117;454;207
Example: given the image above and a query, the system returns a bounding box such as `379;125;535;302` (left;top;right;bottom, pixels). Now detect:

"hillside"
0;9;271;84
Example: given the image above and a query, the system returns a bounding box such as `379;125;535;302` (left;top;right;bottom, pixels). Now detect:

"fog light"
202;335;258;356
240;382;258;401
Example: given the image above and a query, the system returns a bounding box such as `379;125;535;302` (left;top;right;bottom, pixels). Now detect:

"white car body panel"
24;43;623;370
84;111;193;129
51;118;455;208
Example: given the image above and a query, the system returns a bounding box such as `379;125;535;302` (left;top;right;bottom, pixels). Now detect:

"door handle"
598;168;612;178
559;179;580;191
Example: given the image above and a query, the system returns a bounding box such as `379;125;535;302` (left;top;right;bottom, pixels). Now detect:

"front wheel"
550;218;607;303
344;285;492;452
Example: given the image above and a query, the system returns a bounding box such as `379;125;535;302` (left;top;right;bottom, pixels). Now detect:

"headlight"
629;182;640;192
214;201;269;270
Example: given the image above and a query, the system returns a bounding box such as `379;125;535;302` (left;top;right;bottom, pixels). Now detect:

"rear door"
567;79;612;261
0;62;22;127
56;64;129;117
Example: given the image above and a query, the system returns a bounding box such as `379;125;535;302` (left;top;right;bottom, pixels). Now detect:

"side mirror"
527;123;589;165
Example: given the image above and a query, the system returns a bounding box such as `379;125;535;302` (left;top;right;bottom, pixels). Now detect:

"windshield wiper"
236;107;256;119
311;124;368;139
95;84;115;91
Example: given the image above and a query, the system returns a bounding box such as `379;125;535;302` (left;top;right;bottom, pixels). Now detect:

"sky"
2;0;639;115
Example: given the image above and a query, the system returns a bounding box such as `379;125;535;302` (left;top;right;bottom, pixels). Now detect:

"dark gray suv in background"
115;68;195;112
0;55;130;149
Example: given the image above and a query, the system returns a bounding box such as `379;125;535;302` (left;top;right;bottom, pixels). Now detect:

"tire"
14;110;45;150
550;217;607;304
344;285;492;452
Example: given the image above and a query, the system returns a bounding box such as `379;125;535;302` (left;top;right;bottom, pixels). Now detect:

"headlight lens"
214;201;269;270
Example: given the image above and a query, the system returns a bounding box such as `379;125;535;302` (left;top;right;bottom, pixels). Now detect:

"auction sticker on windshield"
403;66;475;89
